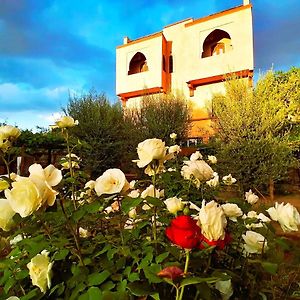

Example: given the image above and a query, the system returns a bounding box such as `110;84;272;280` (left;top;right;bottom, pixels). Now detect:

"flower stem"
152;170;157;242
178;249;190;300
59;198;84;266
64;130;77;210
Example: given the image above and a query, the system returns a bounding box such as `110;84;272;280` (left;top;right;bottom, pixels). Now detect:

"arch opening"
128;52;149;75
201;29;232;58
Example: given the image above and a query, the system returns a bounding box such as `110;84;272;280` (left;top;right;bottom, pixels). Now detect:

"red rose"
166;215;202;249
199;232;231;250
157;266;184;280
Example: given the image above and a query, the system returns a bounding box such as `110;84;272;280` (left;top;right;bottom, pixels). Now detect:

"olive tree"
125;92;192;144
212;68;299;196
65;91;137;177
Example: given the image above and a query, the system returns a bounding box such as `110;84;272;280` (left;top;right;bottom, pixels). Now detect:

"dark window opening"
169;55;173;73
162;56;166;72
202;29;232;58
128;52;148;75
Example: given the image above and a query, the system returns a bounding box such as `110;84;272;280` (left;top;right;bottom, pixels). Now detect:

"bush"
124;92;192;143
64;91;137;177
212;69;299;194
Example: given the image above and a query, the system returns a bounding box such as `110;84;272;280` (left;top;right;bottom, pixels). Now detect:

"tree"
212;68;300;196
124;92;192;143
65;91;137;177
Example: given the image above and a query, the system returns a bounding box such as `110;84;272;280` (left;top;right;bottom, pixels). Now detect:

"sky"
0;0;299;131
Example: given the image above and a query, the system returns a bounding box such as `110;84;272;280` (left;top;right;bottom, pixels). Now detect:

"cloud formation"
0;0;298;129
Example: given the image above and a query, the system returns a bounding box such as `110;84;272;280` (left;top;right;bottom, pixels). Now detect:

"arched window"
201;29;232;58
128;52;148;75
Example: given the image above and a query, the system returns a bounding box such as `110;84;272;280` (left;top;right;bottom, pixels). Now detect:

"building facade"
116;0;254;141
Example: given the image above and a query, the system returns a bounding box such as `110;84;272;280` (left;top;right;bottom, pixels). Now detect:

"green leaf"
128;272;140;282
20;289;39;300
155;252;169;264
122;197;143;213
54;249;69;260
150;293;160;300
78;287;102;300
145;196;163;207
49;282;65;296
15;269;29;280
4;276;15;294
85;201;103;213
143;264;163;284
72;208;86;222
88;270;111;286
101;281;115;291
127;282;154;296
180;276;219;288
261;262;278;274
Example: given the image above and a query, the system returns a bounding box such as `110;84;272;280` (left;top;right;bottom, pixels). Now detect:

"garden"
0;69;300;300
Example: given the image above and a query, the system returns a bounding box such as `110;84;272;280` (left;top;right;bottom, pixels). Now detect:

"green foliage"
125;92;192;143
16;129;65;153
64;91;137;177
1;125;300;300
212;68;300;192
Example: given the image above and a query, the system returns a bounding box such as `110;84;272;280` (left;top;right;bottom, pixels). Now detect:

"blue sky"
0;0;299;131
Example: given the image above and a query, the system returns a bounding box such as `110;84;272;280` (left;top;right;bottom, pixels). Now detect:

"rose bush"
0;122;299;300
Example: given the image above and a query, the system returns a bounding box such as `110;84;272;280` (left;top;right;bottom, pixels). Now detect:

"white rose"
170;133;177;139
215;277;233;300
133;138;166;168
222;174;237;185
257;213;271;223
95;168;128;196
10;234;23;245
221;203;243;222
0;179;10;191
54;116;78;128
29;176;59;207
207;155;217;164
164;197;184;214
206;172;219;187
168;145;181;154
144;160;165;176
27;250;53;293
128;208;137;219
0;125;21;140
242;231;268;254
0;132;11;151
79;227;90;238
267;202;300;232
29;163;62;187
198;200;227;241
245;189;259;204
5;178;42;217
129;180;136;189
0;198;15;231
61;153;80;169
181;160;214;188
141;185;164;199
190;151;202;161
128;189;140;198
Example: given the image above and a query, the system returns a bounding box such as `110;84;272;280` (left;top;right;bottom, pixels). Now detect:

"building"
116;0;254;142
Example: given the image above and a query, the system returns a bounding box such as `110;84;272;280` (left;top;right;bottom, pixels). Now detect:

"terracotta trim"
187;69;253;95
163;18;193;29
117;32;163;49
185;4;252;28
118;87;163;101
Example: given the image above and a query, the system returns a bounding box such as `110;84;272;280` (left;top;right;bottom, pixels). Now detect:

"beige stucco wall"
162;6;253;104
116;35;163;95
116;4;254;139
